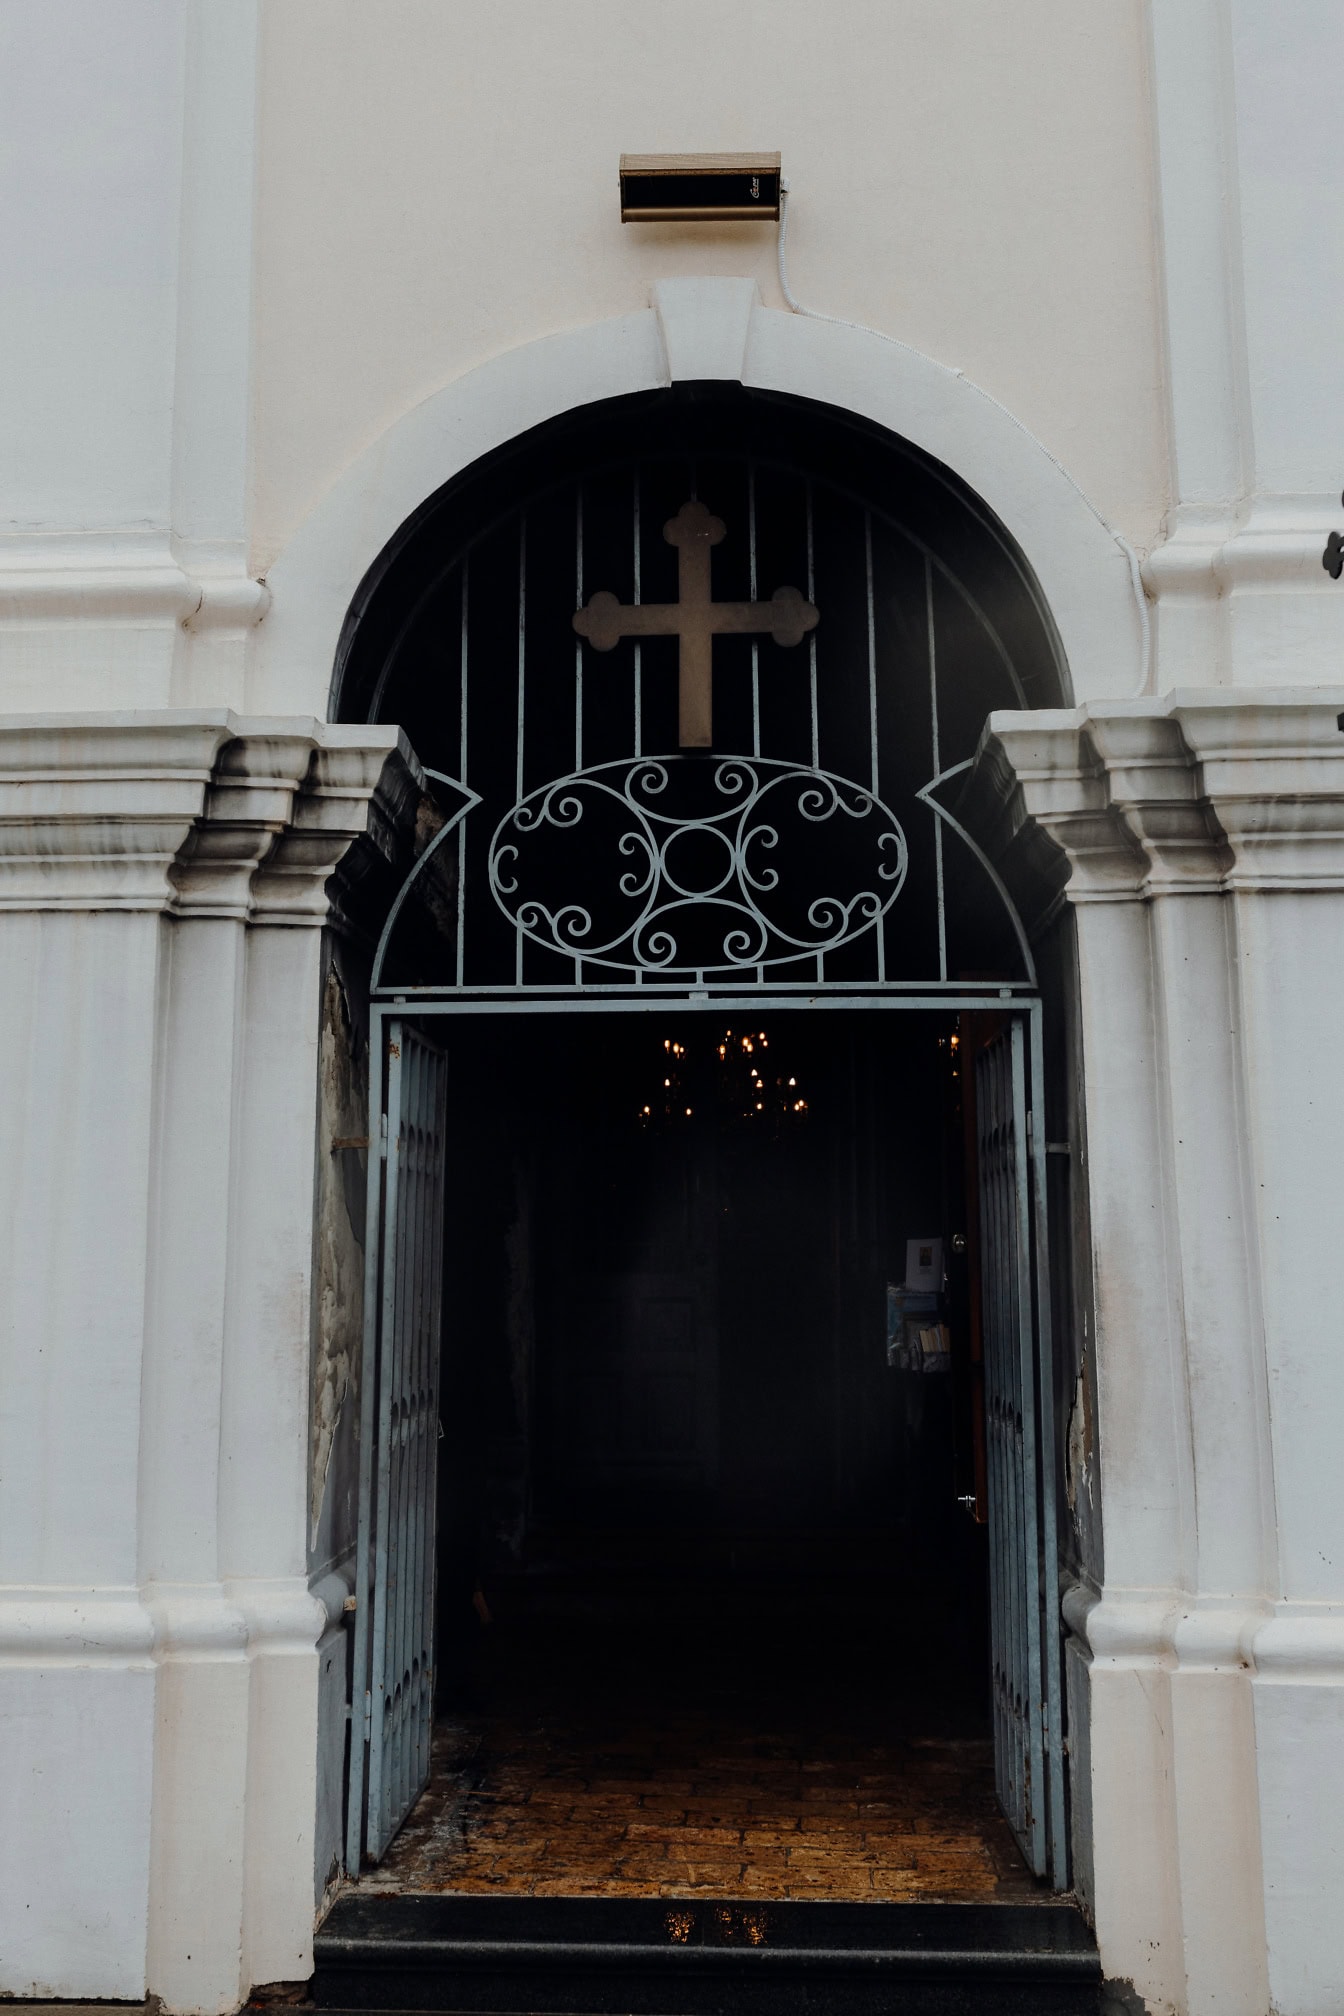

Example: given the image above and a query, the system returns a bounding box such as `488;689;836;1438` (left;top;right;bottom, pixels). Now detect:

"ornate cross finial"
573;499;819;747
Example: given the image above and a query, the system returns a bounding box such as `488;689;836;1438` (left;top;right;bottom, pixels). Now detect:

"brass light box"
619;152;782;223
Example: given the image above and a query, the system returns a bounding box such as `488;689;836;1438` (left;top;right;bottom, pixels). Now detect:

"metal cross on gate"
573;498;820;747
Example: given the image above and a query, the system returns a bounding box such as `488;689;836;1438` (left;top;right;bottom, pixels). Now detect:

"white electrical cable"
777;181;1153;694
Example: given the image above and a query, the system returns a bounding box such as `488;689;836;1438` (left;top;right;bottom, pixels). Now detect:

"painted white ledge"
0;535;270;712
1145;498;1343;596
1144;499;1344;687
0;534;270;627
1254;1606;1344;1682
145;1586;250;1662
1065;1580;1344;1685
0;1587;156;1665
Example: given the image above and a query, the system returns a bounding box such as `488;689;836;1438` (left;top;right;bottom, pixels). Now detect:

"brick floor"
366;1593;1043;1903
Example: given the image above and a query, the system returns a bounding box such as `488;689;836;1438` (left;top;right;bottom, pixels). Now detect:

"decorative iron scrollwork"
489;757;907;973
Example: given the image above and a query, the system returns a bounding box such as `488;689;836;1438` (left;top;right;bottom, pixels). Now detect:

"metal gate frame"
345;988;1067;1886
346;1018;449;1870
975;1014;1066;1879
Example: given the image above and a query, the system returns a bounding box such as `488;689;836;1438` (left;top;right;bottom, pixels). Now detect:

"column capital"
0;713;233;911
1168;692;1344;891
976;691;1344;903
0;712;429;926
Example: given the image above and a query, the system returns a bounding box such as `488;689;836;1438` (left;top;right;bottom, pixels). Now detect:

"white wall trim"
252;281;1143;720
1146;0;1252;511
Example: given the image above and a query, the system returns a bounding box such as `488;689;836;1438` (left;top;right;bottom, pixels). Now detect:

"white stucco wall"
248;0;1168;573
3;7;1344;2015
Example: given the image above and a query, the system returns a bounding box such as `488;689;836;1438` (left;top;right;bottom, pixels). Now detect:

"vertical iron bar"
574;486;584;984
865;512;884;982
456;563;468;990
986;1058;999;1811
393;1037;426;1825
806;479;819;768
749;460;761;758
418;1049;448;1794
1012;1017;1047;1873
977;1045;1000;1812
998;1060;1015;1826
574;485;584;771
633;469;642;759
749;463;764;978
516;516;527;800
1030;999;1068;1885
516;515;526;987
926;556;947;982
364;1017;404;1858
397;1044;425;1832
864;510;878;794
1005;1043;1026;1841
412;1050;433;1802
386;1040;412;1826
384;1035;418;1840
345;1000;386;1874
810;482;821;986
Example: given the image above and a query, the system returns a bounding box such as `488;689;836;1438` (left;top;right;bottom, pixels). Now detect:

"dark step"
314;1892;1103;2015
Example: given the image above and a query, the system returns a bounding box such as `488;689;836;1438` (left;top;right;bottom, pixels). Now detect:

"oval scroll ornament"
488;756;908;973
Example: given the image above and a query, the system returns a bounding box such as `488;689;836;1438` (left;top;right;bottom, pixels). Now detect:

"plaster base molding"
0;1585;157;1665
1253;1606;1344;1684
1064;1581;1281;1678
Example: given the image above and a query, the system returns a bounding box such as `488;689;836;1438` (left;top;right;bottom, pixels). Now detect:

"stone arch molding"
254;279;1143;720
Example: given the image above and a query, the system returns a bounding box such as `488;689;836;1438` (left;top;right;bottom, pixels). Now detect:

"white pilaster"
983;691;1344;2016
170;1;268;708
0;2;267;717
1144;3;1344;690
0;717;229;1998
0;716;420;2013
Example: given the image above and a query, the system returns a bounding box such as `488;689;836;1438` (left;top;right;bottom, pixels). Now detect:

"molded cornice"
0;713;424;922
977;691;1344;901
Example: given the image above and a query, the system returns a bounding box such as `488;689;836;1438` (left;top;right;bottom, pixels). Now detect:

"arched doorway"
335;384;1073;1898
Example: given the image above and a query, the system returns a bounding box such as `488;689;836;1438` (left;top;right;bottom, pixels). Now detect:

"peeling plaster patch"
1099;1978;1154;2015
1066;1358;1096;1526
310;963;367;1550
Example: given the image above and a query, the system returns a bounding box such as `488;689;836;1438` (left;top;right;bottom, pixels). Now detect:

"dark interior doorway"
362;1008;1036;1902
338;382;1072;1894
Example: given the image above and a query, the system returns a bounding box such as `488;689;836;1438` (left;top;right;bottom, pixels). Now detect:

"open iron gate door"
975;1018;1067;1884
347;1019;449;1868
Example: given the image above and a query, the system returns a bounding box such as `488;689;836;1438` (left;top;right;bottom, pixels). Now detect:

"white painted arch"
253;277;1145;721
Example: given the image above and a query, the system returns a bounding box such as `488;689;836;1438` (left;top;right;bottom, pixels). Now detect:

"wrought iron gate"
347;1020;449;1867
343;422;1071;1882
976;1020;1065;1880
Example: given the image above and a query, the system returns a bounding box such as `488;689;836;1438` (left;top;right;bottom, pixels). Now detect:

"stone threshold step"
314;1895;1102;2014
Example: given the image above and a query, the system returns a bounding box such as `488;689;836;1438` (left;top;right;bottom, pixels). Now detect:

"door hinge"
379;1113;389;1162
363;1689;373;1742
